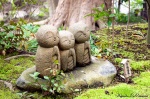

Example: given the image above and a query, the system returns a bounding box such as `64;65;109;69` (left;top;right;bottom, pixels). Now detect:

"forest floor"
0;23;150;99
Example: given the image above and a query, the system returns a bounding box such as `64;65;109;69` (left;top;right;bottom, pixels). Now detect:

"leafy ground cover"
0;23;150;99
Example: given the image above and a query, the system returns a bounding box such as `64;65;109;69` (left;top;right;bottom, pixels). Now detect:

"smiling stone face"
36;25;59;48
59;30;75;50
69;22;90;43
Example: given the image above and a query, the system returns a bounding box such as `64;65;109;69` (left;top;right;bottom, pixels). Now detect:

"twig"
112;0;115;49
4;54;35;61
126;0;130;39
32;17;51;25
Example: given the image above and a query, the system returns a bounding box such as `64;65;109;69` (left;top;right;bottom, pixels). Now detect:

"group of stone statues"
35;22;91;77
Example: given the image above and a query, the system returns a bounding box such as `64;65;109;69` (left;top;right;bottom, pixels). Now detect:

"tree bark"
47;0;112;30
146;0;150;45
48;0;59;17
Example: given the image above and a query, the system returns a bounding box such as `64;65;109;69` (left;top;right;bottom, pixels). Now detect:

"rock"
16;56;116;93
13;10;28;18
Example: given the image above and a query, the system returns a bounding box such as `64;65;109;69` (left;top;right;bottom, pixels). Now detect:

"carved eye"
63;40;68;43
61;37;68;42
46;31;53;38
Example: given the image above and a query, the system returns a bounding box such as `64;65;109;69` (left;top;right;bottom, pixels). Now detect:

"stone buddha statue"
69;22;91;66
35;25;60;76
59;30;76;71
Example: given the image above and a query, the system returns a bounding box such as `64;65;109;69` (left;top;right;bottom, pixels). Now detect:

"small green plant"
17;91;34;99
87;4;114;27
30;70;65;95
116;13;146;23
90;34;101;57
27;39;38;53
114;58;122;65
0;20;39;54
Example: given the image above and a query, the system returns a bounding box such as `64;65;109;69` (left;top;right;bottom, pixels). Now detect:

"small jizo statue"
35;25;60;77
59;30;76;71
69;22;91;66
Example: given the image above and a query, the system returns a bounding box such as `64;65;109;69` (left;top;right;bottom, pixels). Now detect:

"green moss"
75;83;150;99
133;72;150;86
114;58;122;65
121;51;135;60
74;88;116;99
0;89;20;99
131;60;150;71
110;83;137;97
0;56;35;83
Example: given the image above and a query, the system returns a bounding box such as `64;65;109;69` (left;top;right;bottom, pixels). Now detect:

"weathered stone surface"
36;25;59;48
16;56;116;93
69;22;90;43
69;22;91;66
75;41;91;66
60;48;76;71
59;30;75;50
36;46;60;76
59;30;76;71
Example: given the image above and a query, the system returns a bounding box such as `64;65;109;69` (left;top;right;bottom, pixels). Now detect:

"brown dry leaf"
132;34;144;40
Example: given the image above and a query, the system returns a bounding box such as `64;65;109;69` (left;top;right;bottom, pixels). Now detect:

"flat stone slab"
16;56;116;93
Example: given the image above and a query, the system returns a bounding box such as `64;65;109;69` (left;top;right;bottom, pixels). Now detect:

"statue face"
59;31;75;50
43;31;59;46
74;30;90;43
68;21;90;43
36;25;59;48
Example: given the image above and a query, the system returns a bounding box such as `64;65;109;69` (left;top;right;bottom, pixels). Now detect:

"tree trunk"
146;0;150;45
48;0;59;17
47;0;112;30
118;0;121;12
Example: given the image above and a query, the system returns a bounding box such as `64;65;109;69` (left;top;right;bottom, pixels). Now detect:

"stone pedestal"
16;56;117;93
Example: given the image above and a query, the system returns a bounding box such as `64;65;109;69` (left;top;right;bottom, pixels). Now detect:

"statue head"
36;25;59;48
59;30;75;50
69;22;90;43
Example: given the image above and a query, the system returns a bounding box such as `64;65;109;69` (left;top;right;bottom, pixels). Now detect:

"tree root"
32;17;51;25
0;80;14;91
4;54;35;61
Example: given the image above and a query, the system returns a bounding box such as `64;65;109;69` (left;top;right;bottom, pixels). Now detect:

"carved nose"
69;40;71;44
54;37;56;41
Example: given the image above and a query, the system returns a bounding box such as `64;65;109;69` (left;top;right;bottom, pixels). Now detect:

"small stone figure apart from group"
35;22;91;77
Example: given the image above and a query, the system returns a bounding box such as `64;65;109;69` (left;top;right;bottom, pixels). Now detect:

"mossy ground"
76;23;150;99
0;56;35;83
0;23;150;99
